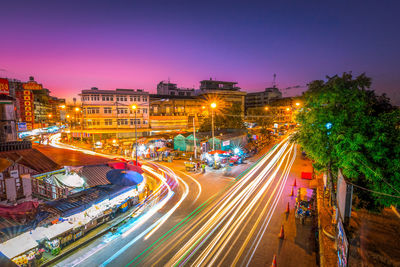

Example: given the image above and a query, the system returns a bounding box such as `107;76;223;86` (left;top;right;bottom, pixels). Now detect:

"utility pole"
193;116;197;159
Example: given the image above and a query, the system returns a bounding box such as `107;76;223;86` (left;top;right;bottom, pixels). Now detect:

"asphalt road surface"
50;137;316;267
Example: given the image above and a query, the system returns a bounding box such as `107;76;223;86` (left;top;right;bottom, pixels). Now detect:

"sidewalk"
315;174;337;267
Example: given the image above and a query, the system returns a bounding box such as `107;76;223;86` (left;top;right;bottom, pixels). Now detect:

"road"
41;135;316;267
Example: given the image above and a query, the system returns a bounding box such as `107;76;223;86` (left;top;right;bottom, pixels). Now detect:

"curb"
317;187;325;267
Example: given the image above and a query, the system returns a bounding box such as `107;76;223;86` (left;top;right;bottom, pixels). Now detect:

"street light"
286;107;290;111
264;106;269;111
75;107;80;112
295;102;300;107
210;102;217;151
131;104;138;165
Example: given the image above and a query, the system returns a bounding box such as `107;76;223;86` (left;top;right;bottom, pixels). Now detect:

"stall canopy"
207;137;221;150
185;134;199;152
45;184;133;218
53;173;85;188
0;232;39;259
173;134;186;151
106;170;143;186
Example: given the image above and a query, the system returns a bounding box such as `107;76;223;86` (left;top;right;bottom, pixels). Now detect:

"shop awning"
0;232;38;258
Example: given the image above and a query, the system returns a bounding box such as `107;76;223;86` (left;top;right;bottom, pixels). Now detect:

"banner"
0;78;9;95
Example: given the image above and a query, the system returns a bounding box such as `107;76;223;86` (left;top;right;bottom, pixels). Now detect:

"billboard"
16;90;34;130
0;78;9;95
336;169;353;225
23;81;42;90
17;122;27;132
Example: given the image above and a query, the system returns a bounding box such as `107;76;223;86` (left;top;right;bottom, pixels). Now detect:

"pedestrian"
196;162;200;172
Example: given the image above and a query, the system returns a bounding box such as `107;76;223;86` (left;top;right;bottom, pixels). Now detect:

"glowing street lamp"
60;105;66;109
131;104;138;165
265;106;269;111
286;107;290;111
66;114;70;118
48;114;52;118
75;107;80;112
211;102;217;150
295;102;300;107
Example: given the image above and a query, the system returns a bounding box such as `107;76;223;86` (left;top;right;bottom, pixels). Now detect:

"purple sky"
1;0;399;104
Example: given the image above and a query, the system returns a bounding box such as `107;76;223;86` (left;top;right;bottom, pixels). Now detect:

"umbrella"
208;150;228;155
127;164;144;174
106;169;143;186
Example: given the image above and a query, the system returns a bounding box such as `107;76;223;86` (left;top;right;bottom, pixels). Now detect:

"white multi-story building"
79;87;150;137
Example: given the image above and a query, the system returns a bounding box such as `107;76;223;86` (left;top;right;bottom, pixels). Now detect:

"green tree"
294;73;400;208
199;104;245;132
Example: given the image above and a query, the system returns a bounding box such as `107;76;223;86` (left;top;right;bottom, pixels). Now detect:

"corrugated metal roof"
78;164;112;187
0;148;59;174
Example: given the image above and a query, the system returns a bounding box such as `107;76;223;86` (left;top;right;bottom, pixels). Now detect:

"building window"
105;119;112;125
143;108;147;114
104;107;112;114
117;108;128;114
87;107;100;114
118;119;128;125
142;96;147;102
130;97;133;101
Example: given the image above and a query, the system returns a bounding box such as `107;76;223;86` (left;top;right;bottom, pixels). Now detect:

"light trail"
46;133;190;267
173;142;293;266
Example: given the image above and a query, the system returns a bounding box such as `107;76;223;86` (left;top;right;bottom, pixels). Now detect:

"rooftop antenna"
272;73;276;88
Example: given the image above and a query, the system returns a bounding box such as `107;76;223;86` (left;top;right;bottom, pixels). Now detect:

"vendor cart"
295;188;315;224
184;162;196;171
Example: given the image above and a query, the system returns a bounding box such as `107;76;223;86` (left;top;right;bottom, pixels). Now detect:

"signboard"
17;122;27;131
16;90;34;130
222;140;230;147
337;217;349;267
0;78;9;95
10;170;19;178
23;81;42;90
336;169;353;225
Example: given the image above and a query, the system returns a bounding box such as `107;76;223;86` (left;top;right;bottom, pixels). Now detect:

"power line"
347;181;400;199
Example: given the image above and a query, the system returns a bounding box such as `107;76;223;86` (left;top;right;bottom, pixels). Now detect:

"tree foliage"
294;73;400;208
199;104;245;132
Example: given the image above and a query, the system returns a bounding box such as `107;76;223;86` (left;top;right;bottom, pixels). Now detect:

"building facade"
0;84;17;142
197;78;247;115
245;86;282;110
79;87;150;138
149;94;204;131
156;81;195;96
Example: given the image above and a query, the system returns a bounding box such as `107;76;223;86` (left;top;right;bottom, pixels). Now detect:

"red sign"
23;81;42;90
0;78;9;95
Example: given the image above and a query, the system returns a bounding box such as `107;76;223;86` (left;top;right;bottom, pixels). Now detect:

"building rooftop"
0;149;60;174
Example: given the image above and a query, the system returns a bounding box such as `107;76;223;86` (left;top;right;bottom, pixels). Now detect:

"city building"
0;78;17;141
197;78;247;115
157;81;195;96
8;77;65;129
79;87;150;139
245;86;282;110
149;94;205;132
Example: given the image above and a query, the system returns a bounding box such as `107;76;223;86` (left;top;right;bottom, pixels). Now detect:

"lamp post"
131;104;138;165
210;102;217;151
